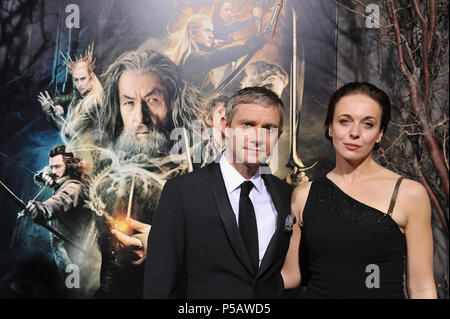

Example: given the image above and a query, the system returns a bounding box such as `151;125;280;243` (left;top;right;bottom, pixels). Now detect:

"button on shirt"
219;154;278;266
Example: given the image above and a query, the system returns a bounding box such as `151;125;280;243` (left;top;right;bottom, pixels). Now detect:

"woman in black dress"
282;82;436;298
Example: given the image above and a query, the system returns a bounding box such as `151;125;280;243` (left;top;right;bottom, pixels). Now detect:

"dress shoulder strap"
387;177;404;216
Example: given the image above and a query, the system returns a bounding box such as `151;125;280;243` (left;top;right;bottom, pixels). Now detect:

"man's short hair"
205;95;229;123
207;95;230;113
226;87;285;127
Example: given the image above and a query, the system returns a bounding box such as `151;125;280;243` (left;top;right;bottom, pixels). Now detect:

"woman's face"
328;94;383;162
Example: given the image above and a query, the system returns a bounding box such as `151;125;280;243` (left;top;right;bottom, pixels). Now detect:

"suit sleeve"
143;178;186;298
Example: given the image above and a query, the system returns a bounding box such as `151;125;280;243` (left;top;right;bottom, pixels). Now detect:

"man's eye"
147;97;160;103
124;101;134;106
264;127;277;134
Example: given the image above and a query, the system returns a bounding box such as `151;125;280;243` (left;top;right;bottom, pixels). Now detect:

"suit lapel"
208;163;256;277
257;174;289;278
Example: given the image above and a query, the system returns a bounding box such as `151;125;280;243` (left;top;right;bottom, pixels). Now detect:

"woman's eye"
339;119;349;125
363;122;374;128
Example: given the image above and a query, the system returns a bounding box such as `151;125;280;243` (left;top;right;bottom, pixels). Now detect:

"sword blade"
287;8;317;173
288;8;300;168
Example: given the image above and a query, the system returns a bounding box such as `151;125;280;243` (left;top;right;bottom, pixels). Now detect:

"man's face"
192;19;215;48
222;103;282;167
116;70;170;157
72;63;92;95
49;155;66;178
211;102;226;131
118;70;169;136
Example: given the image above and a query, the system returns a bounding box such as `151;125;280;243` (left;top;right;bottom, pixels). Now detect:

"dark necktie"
239;181;259;272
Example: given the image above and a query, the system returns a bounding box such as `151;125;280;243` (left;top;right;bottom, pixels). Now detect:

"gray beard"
114;125;170;159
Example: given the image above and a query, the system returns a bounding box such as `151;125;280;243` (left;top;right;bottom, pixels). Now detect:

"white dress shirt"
219;154;278;267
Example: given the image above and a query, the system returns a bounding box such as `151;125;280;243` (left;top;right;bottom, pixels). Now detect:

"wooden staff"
126;174;136;220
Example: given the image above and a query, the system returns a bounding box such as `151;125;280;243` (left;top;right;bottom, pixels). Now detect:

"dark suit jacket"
143;162;292;299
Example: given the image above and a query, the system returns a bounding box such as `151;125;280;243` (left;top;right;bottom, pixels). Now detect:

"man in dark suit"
143;87;292;298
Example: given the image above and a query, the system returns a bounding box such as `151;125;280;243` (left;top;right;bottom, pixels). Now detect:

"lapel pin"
284;215;296;232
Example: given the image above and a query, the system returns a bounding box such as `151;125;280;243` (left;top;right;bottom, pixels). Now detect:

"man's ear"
277;128;283;138
205;115;213;127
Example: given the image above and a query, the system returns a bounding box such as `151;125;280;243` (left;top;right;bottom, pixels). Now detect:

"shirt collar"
219;153;263;194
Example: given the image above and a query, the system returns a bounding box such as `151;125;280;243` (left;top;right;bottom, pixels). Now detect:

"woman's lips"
344;143;360;151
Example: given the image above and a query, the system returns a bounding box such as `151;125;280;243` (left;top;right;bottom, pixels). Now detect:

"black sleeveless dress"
300;176;406;299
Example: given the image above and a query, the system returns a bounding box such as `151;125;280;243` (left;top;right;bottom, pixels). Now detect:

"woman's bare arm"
281;182;311;289
401;180;437;299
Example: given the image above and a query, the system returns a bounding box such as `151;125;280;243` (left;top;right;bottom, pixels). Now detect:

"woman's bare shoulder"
398;178;430;211
379;166;428;199
378;166;430;219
